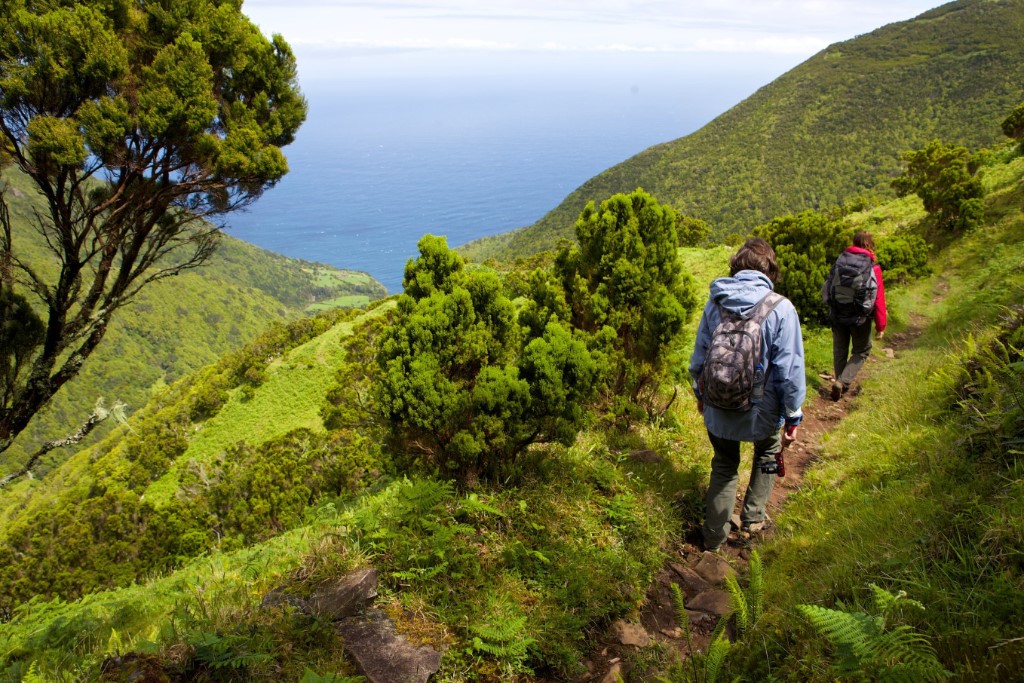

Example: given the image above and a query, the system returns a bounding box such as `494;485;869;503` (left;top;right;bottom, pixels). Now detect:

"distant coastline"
227;57;790;292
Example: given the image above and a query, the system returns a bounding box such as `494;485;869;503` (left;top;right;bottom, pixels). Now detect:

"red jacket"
843;246;887;331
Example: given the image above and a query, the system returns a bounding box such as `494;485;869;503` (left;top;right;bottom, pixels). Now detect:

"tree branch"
0;398;122;489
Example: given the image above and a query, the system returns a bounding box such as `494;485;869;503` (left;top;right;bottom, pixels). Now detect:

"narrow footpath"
577;329;919;683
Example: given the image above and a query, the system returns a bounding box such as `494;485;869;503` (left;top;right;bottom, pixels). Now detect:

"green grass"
2;148;1023;682
719;153;1024;681
0;411;708;681
306;295;372;312
0;520;359;681
142;319;356;507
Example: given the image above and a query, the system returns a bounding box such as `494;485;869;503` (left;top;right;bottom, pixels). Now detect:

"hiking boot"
701;536;725;553
742;519;773;534
831;380;843;401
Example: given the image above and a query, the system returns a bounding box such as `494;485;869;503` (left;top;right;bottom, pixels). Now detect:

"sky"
242;0;950;82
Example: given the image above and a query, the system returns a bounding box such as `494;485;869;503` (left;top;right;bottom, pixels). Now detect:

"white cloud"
241;0;946;69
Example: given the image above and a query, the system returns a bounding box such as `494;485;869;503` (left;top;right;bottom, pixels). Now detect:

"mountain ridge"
461;0;1024;261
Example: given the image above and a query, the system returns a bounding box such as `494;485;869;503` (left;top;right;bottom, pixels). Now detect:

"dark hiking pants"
832;319;873;387
702;430;781;550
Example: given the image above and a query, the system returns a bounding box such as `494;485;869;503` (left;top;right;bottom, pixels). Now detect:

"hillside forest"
2;1;1024;682
0;96;1022;680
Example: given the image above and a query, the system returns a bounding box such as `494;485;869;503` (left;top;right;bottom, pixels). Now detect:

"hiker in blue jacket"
689;238;807;551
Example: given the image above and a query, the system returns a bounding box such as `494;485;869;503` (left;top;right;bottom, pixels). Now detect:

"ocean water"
226;55;791;292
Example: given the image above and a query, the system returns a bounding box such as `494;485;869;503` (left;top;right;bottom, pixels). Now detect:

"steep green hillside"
1;169;386;474
1;146;1022;681
462;0;1024;261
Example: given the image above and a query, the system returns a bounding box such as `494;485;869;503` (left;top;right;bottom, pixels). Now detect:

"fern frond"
670;582;702;683
704;631;732;683
708;610;729;646
459;493;505;518
471;615;530;643
399;479;453;516
470;609;536;673
798;603;950;682
797;604;880;675
869;583;925;621
21;662;46;683
670;583;689;635
747;550;764;625
723;574;750;637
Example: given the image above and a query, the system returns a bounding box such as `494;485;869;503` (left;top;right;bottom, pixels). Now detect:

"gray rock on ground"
687;589;732;617
610;619;651;648
694;552;735;585
338;609;441;683
309;567;379;620
669;563;711;594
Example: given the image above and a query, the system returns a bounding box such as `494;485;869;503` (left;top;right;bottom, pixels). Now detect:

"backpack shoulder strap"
746;291;785;324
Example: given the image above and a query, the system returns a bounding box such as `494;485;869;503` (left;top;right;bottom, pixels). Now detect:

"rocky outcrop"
308;568;379;620
338;609;442;683
264;568;441;682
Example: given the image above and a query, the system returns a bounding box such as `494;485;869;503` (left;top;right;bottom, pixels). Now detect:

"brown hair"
852;231;875;251
729;237;779;283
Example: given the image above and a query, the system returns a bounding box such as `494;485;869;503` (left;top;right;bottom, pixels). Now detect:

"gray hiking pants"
702;430;781;550
832;319;873;387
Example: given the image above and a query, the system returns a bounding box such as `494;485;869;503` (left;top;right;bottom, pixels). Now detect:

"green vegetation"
874;233;933;284
375;235;597;482
0;306;397;615
1;8;1024;681
0;0;308;464
462;0;1024;261
892;139;985;232
555;189;699;417
0;0;385;482
0;167;385;478
753;209;850;325
1;145;1023;680
1002;100;1024;147
797;585;949;682
717;152;1024;682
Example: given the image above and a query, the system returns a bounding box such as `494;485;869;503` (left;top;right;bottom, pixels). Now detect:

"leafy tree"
0;0;306;469
875;234;932;285
375;235;597;483
1002;101;1024;147
676;214;712;247
555;189;698;415
754;210;851;326
891;139;984;232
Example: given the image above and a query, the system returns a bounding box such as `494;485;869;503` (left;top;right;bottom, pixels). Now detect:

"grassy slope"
720;153;1024;680
142;312;367;506
461;0;1024;262
1;168;386;472
1;157;1022;680
0;257;721;680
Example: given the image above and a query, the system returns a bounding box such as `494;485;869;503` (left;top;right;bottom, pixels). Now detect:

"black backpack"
700;292;784;411
828;251;877;326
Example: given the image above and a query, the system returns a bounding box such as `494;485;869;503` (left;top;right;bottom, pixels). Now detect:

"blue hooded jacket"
688;270;806;441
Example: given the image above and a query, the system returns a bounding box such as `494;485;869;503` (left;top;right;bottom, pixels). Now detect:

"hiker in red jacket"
822;231;887;400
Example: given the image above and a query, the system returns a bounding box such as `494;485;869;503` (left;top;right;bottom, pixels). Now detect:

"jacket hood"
845;245;877;261
710;270;775;316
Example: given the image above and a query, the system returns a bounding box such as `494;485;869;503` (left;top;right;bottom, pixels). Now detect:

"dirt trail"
576;335;913;683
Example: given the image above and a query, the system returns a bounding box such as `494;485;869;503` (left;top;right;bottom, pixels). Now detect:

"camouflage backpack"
700;291;784;411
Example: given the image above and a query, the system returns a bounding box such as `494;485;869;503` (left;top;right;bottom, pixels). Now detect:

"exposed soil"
575;338;908;683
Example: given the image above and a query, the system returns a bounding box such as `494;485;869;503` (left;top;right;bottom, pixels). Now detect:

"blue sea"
226;53;796;292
